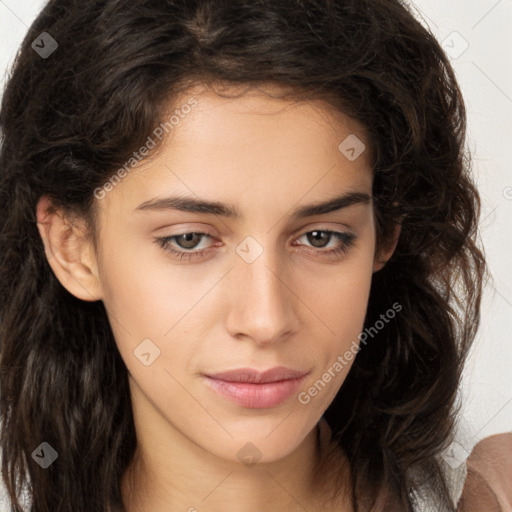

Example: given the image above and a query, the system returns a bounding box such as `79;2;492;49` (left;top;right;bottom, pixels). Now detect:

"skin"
36;83;400;512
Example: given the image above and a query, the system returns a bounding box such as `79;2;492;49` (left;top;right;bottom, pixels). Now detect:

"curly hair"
0;0;487;510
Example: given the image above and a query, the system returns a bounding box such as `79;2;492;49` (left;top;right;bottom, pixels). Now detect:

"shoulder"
456;432;512;512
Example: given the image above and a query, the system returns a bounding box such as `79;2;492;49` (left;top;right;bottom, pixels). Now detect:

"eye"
154;229;357;262
292;230;357;258
154;232;216;261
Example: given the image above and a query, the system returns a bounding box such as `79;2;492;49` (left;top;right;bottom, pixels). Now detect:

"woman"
0;0;487;510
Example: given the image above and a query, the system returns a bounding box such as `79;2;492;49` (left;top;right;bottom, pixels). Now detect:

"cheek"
96;231;211;383
325;270;372;343
296;265;373;411
97;229;192;337
300;242;374;396
307;247;374;339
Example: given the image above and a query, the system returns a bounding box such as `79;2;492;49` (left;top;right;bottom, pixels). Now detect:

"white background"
0;0;511;486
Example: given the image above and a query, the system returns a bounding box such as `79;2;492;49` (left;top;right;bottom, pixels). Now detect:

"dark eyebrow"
134;191;371;219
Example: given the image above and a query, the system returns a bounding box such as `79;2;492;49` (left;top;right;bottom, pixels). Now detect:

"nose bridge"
226;234;297;343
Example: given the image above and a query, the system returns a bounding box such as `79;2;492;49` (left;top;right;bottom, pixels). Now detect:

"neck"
119;417;351;512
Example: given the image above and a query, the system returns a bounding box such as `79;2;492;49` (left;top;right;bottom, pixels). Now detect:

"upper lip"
204;366;309;384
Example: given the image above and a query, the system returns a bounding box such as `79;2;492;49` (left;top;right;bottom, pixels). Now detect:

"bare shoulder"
457;432;512;512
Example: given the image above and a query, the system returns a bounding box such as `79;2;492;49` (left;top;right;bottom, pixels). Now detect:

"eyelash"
154;229;357;262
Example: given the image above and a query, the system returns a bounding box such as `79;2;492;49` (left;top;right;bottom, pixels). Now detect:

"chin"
203;426;313;466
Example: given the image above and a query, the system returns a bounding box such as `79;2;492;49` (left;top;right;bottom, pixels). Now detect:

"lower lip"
203;375;307;409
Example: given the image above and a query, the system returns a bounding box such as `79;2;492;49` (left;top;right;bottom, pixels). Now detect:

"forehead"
96;84;373;218
162;82;371;157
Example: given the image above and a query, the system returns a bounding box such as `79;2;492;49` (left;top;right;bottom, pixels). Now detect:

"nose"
224;241;300;346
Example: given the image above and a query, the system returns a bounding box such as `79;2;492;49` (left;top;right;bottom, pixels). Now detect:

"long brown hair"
0;0;487;510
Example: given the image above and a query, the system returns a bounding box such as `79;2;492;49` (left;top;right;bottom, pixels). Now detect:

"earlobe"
36;195;103;302
373;223;401;273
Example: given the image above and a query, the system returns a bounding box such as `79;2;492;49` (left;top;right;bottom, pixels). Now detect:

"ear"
36;195;103;301
373;223;401;273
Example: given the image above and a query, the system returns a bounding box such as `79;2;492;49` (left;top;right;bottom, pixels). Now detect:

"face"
39;84;395;466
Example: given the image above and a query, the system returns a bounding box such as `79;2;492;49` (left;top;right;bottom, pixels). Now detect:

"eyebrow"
135;191;371;219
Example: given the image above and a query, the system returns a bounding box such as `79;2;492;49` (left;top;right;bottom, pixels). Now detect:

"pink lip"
203;366;309;409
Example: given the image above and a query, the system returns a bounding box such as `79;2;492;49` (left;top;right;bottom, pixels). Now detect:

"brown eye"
154;232;216;261
173;233;204;250
306;230;332;248
294;230;357;258
155;229;356;263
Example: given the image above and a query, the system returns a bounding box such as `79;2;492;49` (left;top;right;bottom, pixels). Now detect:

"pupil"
308;231;329;248
179;233;200;249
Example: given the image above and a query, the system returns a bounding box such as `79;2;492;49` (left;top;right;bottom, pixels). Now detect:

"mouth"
203;366;309;409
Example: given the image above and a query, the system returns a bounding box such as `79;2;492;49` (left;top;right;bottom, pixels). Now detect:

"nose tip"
225;246;298;345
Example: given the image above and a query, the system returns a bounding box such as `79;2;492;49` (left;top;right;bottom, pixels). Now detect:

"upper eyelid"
161;220;353;237
161;227;352;248
166;226;351;238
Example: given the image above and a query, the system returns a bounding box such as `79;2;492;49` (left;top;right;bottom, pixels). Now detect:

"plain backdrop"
0;0;511;496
